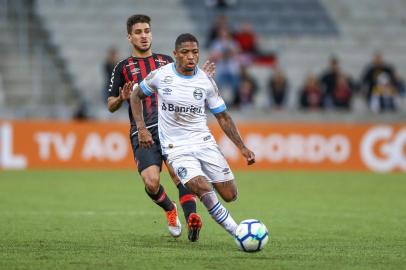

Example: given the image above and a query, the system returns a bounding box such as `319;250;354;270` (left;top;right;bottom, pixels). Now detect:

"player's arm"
108;81;134;112
130;85;154;149
107;62;129;112
207;76;255;165
214;111;255;165
130;70;159;148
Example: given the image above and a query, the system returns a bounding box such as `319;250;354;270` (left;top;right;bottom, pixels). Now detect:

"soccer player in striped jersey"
107;15;213;240
130;33;255;239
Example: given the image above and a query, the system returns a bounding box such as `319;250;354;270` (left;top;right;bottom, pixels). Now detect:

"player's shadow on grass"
128;234;272;259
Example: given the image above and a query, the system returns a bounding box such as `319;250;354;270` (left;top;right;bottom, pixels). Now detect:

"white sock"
200;191;237;236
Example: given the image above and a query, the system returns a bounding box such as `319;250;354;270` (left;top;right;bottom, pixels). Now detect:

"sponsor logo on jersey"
155;59;168;66
193;88;204;100
162;88;172;95
161;103;202;113
222;168;230;175
177;167;187;179
125;65;140;75
162;76;173;84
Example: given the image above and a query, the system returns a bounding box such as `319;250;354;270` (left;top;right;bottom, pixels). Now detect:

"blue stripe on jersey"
171;63;197;79
210;104;227;114
140;81;153;96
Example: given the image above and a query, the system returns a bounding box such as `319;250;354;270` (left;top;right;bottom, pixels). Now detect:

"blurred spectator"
299;75;324;109
236;66;258;109
103;46;119;103
268;68;288;109
73;100;90;121
369;73;399;113
332;73;353;109
206;14;232;49
234;22;258;62
319;57;354;110
395;72;405;97
205;0;237;9
233;21;276;66
361;51;396;103
209;28;241;106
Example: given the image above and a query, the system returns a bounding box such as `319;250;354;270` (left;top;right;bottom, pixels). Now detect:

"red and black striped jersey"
108;53;173;129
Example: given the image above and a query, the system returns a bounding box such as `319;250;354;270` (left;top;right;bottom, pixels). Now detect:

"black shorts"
130;125;164;173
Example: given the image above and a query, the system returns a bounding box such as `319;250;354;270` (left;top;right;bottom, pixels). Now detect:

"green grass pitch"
1;170;405;270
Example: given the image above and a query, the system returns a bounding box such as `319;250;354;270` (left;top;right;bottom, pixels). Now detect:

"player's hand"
119;81;135;101
241;146;255;165
201;60;216;77
138;127;154;149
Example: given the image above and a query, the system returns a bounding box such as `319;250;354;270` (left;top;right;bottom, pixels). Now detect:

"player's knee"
143;175;160;194
185;176;211;197
223;190;238;202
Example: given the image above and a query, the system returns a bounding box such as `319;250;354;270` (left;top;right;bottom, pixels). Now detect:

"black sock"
145;185;174;212
177;183;197;221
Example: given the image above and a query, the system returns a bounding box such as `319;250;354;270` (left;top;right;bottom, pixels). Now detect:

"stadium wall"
0;120;405;173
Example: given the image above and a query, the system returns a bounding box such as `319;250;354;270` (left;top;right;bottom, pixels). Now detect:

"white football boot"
165;202;182;237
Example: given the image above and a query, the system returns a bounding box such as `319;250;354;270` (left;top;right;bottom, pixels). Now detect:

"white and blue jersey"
139;63;227;155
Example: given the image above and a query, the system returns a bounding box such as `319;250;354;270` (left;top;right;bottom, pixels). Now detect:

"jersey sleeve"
206;76;227;114
139;69;160;96
108;61;125;97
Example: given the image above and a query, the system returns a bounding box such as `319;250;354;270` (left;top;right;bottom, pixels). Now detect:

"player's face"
174;41;199;74
128;23;152;53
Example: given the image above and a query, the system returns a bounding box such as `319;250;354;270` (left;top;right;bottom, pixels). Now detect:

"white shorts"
167;144;235;185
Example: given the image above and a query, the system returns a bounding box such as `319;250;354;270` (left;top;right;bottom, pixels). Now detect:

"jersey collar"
172;63;198;79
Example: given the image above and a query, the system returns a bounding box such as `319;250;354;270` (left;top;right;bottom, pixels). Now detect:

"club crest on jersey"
193;88;204;100
162;76;173;84
177;167;187;179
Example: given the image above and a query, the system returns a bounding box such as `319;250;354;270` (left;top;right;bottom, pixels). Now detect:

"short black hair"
175;33;199;49
126;14;151;34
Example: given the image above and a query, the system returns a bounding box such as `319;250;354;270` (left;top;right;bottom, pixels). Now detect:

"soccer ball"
234;219;269;252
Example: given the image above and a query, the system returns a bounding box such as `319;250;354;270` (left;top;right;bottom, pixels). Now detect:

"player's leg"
197;144;238;202
212;180;238;202
165;160;197;222
169;153;238;237
139;164;181;237
131;131;181;237
185;176;238;236
140;164;172;211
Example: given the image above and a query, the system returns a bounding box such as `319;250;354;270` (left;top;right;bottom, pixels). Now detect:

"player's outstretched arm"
214;111;255;165
130;85;154;148
107;81;133;112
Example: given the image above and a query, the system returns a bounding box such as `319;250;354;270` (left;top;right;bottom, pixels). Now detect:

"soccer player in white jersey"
130;33;255;240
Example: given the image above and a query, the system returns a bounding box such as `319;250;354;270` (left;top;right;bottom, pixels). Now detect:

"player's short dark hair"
175;33;199;49
127;14;151;34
